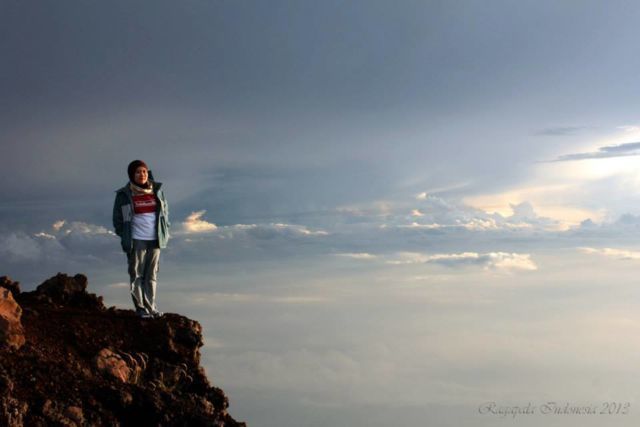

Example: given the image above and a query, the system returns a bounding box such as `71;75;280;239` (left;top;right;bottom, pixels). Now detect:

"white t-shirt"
131;193;157;240
132;213;157;240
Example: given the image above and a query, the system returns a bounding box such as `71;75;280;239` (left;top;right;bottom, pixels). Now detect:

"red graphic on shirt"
132;194;157;214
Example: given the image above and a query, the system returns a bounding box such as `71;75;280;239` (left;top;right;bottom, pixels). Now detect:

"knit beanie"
127;160;148;182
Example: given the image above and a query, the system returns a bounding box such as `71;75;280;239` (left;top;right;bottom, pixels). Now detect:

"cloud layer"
547;141;640;162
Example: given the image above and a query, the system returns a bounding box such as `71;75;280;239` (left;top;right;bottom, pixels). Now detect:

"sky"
4;1;640;426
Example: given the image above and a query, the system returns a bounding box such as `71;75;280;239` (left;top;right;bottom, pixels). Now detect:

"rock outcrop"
0;286;25;350
0;274;246;426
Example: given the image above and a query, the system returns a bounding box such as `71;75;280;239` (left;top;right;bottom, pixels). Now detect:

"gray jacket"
112;180;170;253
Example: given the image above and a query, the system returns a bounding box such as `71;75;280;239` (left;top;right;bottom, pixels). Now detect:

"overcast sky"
4;1;640;426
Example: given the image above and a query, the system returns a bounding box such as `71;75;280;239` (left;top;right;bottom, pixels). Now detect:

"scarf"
129;181;154;195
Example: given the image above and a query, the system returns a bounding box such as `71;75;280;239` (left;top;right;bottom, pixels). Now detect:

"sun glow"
568;155;640;180
463;130;640;228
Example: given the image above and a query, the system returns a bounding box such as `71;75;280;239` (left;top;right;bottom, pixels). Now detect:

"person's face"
134;166;148;185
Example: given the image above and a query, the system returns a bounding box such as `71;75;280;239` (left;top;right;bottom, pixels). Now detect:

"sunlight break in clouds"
464;187;599;229
183;210;218;233
578;247;640;260
464;127;640;229
386;251;537;271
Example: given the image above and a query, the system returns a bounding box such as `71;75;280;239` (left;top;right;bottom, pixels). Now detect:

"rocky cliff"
0;273;246;427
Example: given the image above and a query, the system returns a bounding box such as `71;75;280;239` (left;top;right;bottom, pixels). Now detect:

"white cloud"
34;220;114;238
335;253;378;260
618;125;640;133
387;251;477;265
272;223;328;236
342;194;552;235
58;221;112;235
386;251;537;271
231;223;328;239
461;127;640;229
578;247;640;260
547;141;640;162
398;218;532;231
456;218;500;231
180;214;328;239
49;220;117;257
34;232;56;240
399;222;442;229
487;252;537;271
460;217;533;230
183;210;218;233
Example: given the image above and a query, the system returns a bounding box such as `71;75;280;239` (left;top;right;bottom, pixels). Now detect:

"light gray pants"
127;239;160;314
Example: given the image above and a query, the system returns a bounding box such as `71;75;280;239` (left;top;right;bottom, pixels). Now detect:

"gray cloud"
0;232;62;263
385;251;537;271
566;213;640;242
535;126;588;136
4;194;638;283
545;141;640;162
0;220;117;265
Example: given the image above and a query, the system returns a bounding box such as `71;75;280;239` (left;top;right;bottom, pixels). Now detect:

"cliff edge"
0;273;246;427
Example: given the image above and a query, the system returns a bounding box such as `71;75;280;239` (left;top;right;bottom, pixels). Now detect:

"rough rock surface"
0;273;246;426
0;284;25;350
0;276;21;298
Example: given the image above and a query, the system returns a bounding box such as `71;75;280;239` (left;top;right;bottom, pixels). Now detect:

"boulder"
33;273;105;310
94;348;143;384
0;288;25;350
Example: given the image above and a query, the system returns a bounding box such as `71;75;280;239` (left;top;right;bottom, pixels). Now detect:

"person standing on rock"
113;160;170;319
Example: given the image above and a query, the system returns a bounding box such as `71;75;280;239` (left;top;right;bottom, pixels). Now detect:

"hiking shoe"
151;310;164;319
137;311;153;319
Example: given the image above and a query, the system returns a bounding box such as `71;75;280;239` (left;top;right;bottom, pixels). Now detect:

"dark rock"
0;365;28;427
0;273;246;426
29;273;105;310
0;277;20;298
